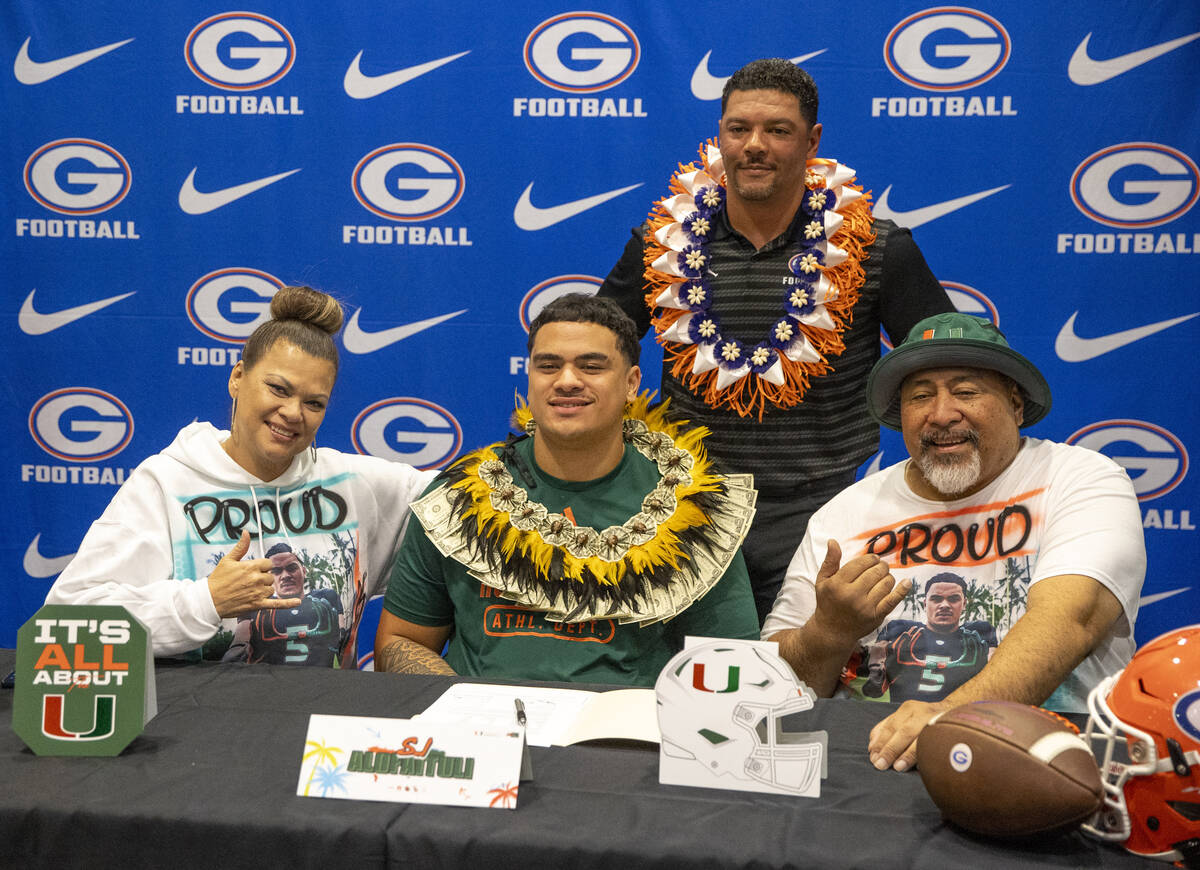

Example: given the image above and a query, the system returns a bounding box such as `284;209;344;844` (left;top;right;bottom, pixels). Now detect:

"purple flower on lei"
802;187;835;217
678;244;708;277
715;338;745;367
747;342;777;374
683;212;713;244
693;184;724;217
788;249;824;278
687;312;721;345
769;316;801;349
681;279;710;312
785;282;818;318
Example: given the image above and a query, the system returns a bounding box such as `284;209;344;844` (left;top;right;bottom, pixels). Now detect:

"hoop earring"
310;437;317;461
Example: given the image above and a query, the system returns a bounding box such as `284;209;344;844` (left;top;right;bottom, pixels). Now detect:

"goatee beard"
915;431;982;497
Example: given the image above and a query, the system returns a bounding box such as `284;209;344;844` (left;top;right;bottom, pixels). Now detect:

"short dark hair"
264;542;295;559
924;572;967;597
721;58;819;127
527;294;640;367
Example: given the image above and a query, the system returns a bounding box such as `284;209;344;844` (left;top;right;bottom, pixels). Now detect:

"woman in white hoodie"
46;286;431;668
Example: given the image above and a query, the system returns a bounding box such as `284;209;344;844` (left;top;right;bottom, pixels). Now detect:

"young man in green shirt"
375;294;759;685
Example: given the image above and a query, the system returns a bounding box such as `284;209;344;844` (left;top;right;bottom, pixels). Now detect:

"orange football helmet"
1084;624;1200;865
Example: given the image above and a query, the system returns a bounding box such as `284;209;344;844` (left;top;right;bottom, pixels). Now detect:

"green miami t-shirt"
383;436;759;686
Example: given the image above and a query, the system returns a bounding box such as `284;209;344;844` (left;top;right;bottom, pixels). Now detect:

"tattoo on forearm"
377;638;456;675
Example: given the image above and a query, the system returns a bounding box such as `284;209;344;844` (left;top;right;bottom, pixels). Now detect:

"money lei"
411;393;757;625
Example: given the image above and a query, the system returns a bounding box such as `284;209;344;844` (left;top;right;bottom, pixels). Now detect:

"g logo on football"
1066;420;1189;502
524;12;640;92
185;12;296;91
186;268;284;343
24;139;131;216
351;398;462;470
29;388;134;462
519;276;601;332
352;144;465;222
884;7;1010;91
1071;143;1199;229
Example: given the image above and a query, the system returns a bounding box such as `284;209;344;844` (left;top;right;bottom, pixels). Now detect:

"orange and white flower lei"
643;140;876;420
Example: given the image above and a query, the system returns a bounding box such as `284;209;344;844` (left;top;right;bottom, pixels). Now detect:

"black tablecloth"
0;650;1152;869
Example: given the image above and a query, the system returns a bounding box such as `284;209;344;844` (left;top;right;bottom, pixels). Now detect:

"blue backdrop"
3;1;1197;648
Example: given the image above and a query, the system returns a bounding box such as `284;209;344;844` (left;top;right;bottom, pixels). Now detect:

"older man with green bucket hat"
762;312;1145;773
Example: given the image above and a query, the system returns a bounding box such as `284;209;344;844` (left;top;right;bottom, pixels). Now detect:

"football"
916;700;1104;837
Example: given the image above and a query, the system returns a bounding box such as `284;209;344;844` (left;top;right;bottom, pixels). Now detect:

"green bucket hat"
866;313;1051;431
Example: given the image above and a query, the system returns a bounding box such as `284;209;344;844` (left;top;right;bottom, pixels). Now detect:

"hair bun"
269;285;344;335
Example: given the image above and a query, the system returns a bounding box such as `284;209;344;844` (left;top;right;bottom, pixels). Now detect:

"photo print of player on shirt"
219;532;362;667
858;562;1031;702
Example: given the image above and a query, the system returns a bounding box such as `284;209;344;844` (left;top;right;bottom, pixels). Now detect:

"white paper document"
419;682;659;747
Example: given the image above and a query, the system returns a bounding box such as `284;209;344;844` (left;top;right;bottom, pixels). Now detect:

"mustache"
920;428;980;449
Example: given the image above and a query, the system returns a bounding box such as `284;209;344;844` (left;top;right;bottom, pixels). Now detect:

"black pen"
514;698;527;727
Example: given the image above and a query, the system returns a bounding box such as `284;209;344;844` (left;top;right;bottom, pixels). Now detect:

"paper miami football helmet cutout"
1083;624;1200;865
656;639;827;797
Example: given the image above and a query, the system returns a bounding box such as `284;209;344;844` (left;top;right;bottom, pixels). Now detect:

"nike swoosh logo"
690;50;827;100
1068;30;1200;86
342;308;467;354
873;184;1010;228
179;167;301;215
514;182;643;231
1139;587;1190;608
343;50;470;99
19;288;135;335
14;36;135;85
1055;311;1199;362
24;534;75;577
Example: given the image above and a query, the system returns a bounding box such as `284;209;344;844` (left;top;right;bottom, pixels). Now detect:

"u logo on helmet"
884;7;1011;91
1066;420;1188;501
1071;143;1199;229
185;267;284;344
29;388;134;462
351;397;462;470
523;12;640;93
24;139;131;216
352;144;465;222
185;12;296;91
692;663;740;693
519;276;601;332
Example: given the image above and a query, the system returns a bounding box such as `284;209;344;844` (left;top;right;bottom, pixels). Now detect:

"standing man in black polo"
599;58;953;622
